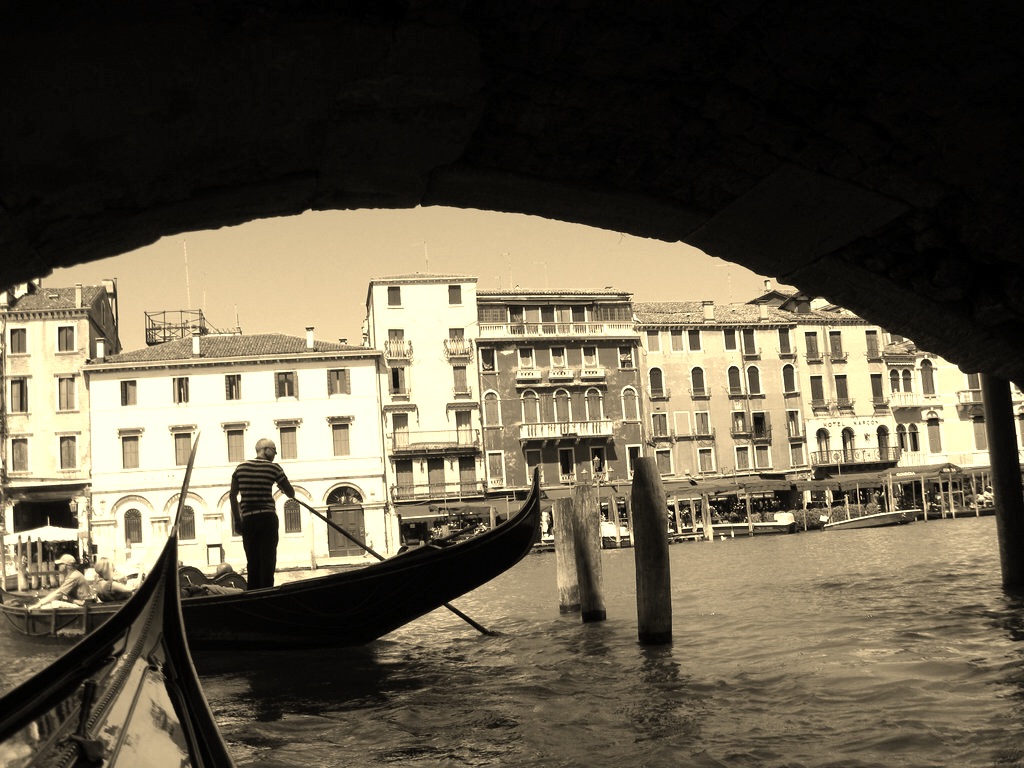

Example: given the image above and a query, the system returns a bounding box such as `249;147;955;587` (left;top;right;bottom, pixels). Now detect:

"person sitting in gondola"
92;556;135;602
29;554;92;609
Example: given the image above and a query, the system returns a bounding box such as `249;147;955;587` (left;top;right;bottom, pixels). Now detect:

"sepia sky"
47;206;779;351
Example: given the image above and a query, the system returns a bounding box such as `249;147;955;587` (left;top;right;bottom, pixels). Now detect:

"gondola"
2;475;541;651
0;439;235;767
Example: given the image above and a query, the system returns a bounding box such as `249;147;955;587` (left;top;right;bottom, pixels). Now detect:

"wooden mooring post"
552;498;580;613
571;484;606;622
631;458;672;644
982;373;1024;592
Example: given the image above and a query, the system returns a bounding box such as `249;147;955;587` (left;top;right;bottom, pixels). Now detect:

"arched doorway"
877;426;891;461
325;486;365;557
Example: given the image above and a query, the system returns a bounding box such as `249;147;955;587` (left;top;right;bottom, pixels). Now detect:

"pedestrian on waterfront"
93;556;134;602
230;438;296;589
30;554;91;608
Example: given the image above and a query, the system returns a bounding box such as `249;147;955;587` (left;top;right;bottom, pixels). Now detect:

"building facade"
84;329;392;568
1;280;120;546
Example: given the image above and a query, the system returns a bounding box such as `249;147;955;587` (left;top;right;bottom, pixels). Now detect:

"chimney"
306;326;315;350
192;330;201;357
338;338;348;345
759;303;769;321
96;337;106;360
702;300;715;322
74;284;83;308
763;278;773;292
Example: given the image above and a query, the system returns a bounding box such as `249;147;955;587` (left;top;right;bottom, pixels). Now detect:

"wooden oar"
294;498;497;637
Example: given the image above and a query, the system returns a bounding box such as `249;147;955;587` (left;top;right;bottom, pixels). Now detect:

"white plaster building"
84;329;393;571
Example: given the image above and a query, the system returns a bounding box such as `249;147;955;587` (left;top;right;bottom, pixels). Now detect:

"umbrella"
6;525;80;542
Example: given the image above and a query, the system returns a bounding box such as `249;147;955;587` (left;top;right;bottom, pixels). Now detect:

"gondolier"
230;438;296;589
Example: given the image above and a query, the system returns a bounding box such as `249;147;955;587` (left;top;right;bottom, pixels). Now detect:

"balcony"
478;321;637;339
390;429;480;454
548;367;575;382
865;346;883;362
741;345;761;359
809;446;902;467
519;420;614;440
889;391;933;408
957;389;984;405
872;396;890;410
516;368;542;383
811;398;829;410
805;351;824;363
778;347;797;359
384;339;413;360
835;397;855;412
689;387;711;399
452;385;473;398
391;480;486;502
829;350;849;363
786;424;804;439
649;388;671;401
443;337;473;360
751;427;772;442
580;366;607;380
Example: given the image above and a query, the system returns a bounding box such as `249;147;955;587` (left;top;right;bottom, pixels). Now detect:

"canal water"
4;515;1024;767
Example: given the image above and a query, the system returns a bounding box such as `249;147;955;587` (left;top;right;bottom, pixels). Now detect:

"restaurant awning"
6;525;80;542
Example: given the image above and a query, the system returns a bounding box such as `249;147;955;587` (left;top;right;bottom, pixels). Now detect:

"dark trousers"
241;511;279;589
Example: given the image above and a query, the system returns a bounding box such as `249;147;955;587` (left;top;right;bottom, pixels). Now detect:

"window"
691;367;706;396
698;447;715;473
453;365;469;394
448;284;462;304
558;448;575;482
518;347;534;369
618;346;635;368
782;364;797;393
284;499;301;533
805;332;820;358
174;432;192;466
525;449;543;485
746;366;761;395
483;391;501;426
481;348;496;372
778;328;792;355
687;329;701;351
582;346;598;367
723;329;737;350
670;330;684;351
279;425;297;460
755;445;771;469
649;368;665;398
178;506;196;541
622;387;639;421
865;330;880;358
522;390;540;423
789;442;805;467
57;325;75;352
9;328;26;354
122;435;140;469
11;438;28;472
120;380;137;406
226;429;245;463
921;360;936;395
173;377;189;404
646;330;661;352
655;449;673;475
487;451;506;488
57;376;76;411
973;416;988;451
550;346;566;368
735;446;751;471
652;413;669;437
810;376;825;404
786;410;802;438
395;459;414;498
727;366;742;395
387;286;401;306
553;389;572;422
275;371;298;398
389;366;408;395
926;417;942;453
908;424;920;451
332;423;351;456
10;378;28;412
871;373;884;403
828;330;844;358
225;374;242;400
890;369;901;393
124;509;143;545
449;327;465;339
901;369;913;392
627;445;642;479
835;374;849;404
59;436;76;469
741;329;757;355
694;411;711;436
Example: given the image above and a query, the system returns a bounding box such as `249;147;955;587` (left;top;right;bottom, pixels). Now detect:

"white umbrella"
7;525;80;542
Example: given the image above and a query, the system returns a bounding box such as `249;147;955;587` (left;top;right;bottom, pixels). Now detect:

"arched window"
926;415;942;452
782;364;796;393
746;366;761;395
521;390;540;424
896;424;907;450
690;367;706;396
841;427;856;457
876;426;891;460
284;498;301;533
483;391;501;426
908;423;920;452
621;387;639;421
584;388;604;421
727;366;742;395
649;368;665;398
920;359;936;395
553;389;572;422
890;370;901;393
901;369;913;393
816;428;830;454
124;508;143;545
178;505;196;541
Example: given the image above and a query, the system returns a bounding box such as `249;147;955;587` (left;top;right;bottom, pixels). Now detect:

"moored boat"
2;475;541;650
822;508;915;530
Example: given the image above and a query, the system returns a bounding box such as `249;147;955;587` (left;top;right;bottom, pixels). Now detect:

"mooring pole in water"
631;458;672;644
571;483;606;622
981;374;1024;592
553;497;580;613
700;492;713;541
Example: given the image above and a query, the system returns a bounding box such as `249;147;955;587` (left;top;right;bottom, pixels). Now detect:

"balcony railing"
865;346;883;361
516;368;542;383
391;480;486;502
548;367;575;381
829;350;849;362
390;429;480;453
649;388;671;400
689;387;711;399
786;424;804;439
957;389;984;405
443;338;473;359
872;396;890;409
751;427;772;442
806;351;823;363
741;345;761;359
519;420;614;440
580;366;607;379
478;321;637;339
889;391;932;408
809;446;902;467
384;339;413;359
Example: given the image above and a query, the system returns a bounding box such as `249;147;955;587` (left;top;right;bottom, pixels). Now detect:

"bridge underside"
2;2;1023;384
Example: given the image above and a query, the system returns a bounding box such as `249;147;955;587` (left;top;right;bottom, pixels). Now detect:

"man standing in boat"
230;438;296;589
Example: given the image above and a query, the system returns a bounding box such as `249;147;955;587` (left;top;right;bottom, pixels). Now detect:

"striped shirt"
231;459;293;515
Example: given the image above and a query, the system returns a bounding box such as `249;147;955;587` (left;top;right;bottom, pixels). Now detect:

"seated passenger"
93;556;135;602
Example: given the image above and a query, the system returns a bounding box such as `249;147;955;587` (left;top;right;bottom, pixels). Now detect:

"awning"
395;505;446;522
6;525;80;541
